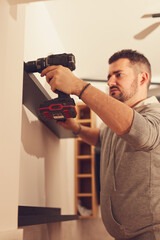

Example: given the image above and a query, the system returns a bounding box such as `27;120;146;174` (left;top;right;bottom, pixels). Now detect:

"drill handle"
56;90;70;98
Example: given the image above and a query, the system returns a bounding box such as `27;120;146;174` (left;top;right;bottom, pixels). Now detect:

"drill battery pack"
39;95;77;121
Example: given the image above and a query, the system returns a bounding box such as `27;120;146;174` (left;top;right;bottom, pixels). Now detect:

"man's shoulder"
135;96;160;114
138;102;160;115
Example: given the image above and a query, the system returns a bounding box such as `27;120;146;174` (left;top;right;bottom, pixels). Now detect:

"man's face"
107;58;139;103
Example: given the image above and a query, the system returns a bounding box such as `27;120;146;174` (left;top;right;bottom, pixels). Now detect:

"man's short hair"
108;49;151;88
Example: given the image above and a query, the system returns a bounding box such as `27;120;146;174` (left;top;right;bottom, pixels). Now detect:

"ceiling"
44;0;160;84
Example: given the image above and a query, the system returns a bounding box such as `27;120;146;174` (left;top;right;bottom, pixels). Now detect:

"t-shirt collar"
134;96;159;110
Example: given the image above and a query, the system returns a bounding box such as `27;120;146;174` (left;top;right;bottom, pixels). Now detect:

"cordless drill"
24;53;77;121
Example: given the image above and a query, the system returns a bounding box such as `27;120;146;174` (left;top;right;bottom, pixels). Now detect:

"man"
41;49;160;240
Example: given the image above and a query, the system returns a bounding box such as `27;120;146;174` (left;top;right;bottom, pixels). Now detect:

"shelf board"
18;206;78;227
77;174;92;178
78;215;94;219
77;119;91;123
77;155;92;159
76;193;93;197
23;65;76;139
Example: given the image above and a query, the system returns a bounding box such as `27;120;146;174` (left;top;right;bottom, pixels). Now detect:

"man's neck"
125;96;147;108
130;98;147;108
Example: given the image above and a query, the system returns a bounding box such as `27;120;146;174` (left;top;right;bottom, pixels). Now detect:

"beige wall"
19;106;75;214
19;2;75;215
22;219;114;240
0;0;25;234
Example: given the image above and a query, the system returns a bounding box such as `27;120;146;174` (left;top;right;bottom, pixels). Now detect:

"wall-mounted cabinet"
74;103;98;218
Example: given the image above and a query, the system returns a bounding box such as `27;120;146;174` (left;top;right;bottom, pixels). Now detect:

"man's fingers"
46;71;55;83
41;65;61;77
49;79;56;92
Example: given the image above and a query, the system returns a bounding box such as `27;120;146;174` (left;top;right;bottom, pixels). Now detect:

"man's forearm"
80;84;134;135
55;118;100;146
76;125;100;146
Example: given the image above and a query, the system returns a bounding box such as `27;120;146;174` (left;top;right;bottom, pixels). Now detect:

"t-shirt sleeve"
121;108;160;151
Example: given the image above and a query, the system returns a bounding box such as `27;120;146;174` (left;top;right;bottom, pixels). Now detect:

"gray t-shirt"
99;96;160;239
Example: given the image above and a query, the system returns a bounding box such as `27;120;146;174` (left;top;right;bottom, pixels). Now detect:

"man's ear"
139;72;149;86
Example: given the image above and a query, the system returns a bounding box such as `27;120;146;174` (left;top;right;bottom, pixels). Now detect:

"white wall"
0;0;25;233
20;106;75;213
0;0;26;239
19;2;75;214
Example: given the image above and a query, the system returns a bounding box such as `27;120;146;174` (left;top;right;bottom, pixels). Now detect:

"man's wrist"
79;83;91;99
73;79;89;97
72;123;82;135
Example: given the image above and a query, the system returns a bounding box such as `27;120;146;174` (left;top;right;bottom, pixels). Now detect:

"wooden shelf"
77;119;91;123
78;215;94;219
75;103;98;218
77;155;91;159
76;193;93;197
23;64;76;139
18;206;78;227
77;174;92;178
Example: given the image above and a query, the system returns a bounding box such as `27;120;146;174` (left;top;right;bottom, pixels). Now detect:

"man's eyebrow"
107;70;122;80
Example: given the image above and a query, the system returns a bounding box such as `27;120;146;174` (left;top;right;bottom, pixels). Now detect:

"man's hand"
56;118;80;133
41;65;86;96
56;118;100;146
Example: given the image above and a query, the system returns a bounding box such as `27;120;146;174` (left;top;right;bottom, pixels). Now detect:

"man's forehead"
108;58;132;73
109;58;131;67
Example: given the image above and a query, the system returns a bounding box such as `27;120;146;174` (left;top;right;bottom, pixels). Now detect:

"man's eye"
116;73;122;78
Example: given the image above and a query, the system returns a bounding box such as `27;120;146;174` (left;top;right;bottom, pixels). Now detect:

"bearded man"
41;49;160;240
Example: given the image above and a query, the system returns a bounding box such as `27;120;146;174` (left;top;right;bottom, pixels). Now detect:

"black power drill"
24;53;77;121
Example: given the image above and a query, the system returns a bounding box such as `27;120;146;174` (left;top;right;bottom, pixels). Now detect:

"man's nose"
107;76;117;87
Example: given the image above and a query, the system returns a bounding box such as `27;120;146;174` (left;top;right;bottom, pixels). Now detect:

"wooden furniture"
74;103;97;218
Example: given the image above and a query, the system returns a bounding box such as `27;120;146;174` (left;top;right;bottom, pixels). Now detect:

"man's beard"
110;79;138;103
